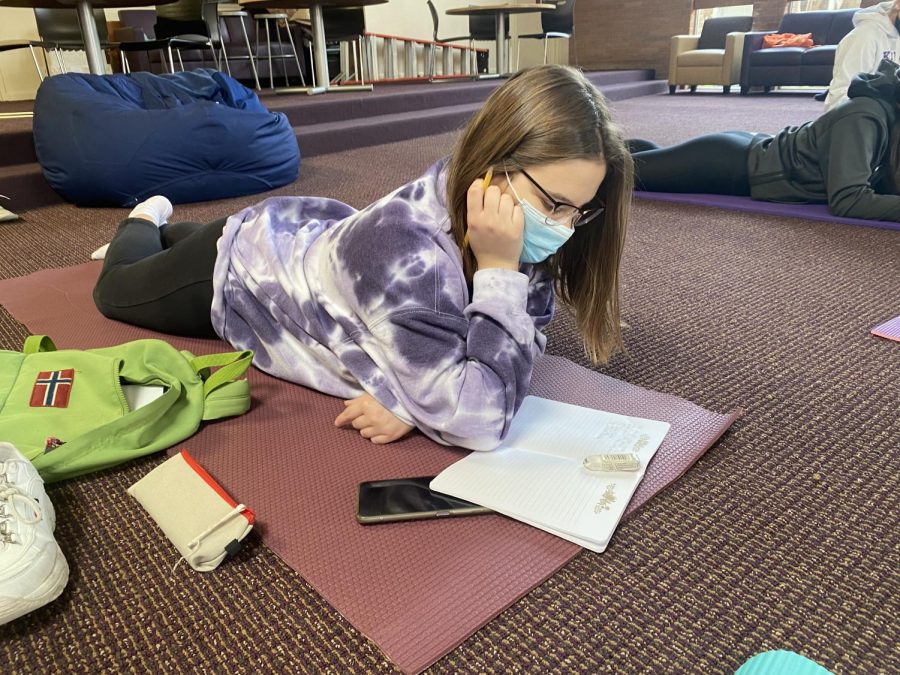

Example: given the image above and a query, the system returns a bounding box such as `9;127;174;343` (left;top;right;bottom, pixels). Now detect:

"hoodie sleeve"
825;27;883;111
825;112;900;221
367;264;542;451
331;197;554;450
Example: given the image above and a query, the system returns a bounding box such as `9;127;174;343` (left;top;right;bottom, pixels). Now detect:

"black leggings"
629;131;763;196
93;217;227;338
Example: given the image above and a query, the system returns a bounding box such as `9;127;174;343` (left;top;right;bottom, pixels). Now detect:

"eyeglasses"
519;169;605;228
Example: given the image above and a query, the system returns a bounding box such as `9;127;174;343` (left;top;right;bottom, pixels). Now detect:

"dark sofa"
739;9;856;94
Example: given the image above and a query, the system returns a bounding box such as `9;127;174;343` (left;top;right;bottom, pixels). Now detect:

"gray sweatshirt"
748;59;900;221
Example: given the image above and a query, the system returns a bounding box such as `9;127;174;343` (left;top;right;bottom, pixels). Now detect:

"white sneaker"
0;442;69;625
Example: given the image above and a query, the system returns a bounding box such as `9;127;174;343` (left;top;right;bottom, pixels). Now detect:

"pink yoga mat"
872;315;900;343
0;263;740;674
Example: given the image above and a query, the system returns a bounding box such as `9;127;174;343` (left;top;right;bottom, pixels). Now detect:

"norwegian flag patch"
30;369;75;408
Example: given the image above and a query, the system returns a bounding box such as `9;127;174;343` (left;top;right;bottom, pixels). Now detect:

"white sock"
128;195;173;227
91;196;174;261
90;243;109;261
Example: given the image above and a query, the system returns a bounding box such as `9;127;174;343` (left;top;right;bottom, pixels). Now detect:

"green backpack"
0;335;253;483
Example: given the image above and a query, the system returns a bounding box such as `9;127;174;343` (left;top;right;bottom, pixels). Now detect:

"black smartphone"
356;476;492;524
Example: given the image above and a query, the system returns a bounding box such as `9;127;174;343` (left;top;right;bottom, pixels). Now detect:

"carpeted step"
294;79;668;158
295;101;481;157
262;69;659;127
0;122;37;168
0;163;61;211
262;78;508;127
596;79;669;101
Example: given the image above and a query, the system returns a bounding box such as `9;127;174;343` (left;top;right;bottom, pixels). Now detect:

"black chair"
249;9;306;88
426;0;506;78
33;8;116;74
515;0;575;69
0;38;50;82
215;2;262;89
198;0;240;76
119;0;260;76
118;0;217;75
117;7;266;88
321;8;366;84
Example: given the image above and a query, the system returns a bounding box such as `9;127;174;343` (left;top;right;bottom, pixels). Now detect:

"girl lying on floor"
92;65;632;450
630;59;900;222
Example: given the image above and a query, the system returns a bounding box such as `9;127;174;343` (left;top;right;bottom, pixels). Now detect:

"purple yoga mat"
0;263;740;674
872;315;900;342
634;191;900;231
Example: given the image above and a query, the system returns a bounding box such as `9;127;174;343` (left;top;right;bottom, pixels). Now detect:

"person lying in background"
630;59;900;222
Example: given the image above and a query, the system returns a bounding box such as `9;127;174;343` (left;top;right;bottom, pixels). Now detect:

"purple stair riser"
264;70;657;127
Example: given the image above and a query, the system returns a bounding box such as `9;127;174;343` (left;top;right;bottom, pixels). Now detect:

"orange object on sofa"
762;32;814;49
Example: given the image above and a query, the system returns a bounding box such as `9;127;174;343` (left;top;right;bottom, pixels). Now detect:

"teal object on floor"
735;650;833;675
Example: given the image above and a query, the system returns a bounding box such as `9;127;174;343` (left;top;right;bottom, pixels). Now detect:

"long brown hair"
446;65;633;364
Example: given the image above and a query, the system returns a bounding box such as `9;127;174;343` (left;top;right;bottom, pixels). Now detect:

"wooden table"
239;0;387;94
0;0;175;75
446;2;555;75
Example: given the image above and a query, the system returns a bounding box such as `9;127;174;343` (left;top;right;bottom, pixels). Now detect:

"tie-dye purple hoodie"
210;157;554;450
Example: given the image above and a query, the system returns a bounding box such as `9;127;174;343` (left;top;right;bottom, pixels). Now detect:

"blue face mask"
505;170;574;263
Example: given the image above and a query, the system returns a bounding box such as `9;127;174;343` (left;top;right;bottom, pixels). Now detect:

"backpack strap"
23;335;57;354
188;350;254;421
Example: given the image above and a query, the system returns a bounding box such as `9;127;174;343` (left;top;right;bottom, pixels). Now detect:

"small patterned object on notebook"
871;315;900;343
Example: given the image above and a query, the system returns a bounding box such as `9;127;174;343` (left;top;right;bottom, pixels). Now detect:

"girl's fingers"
482;184;501;216
359;426;377;439
467;179;484;214
335;400;361;426
351;415;370;430
370;435;391;445
498;193;515;228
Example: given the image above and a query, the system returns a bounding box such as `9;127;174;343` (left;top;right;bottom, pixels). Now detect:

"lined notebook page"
431;396;670;551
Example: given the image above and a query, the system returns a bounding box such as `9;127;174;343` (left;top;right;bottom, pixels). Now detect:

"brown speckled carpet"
0;92;898;674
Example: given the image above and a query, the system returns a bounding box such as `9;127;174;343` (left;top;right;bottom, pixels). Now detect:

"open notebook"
431;396;670;552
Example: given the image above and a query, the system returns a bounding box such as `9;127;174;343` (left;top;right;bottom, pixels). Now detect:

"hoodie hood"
847;57;900;103
854;1;899;37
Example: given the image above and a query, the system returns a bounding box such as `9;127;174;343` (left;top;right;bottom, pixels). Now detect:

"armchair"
669;16;753;95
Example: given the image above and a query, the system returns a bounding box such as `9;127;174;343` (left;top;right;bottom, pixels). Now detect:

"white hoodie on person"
824;1;900;111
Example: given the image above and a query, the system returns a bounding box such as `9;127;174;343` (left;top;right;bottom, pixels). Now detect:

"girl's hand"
334;393;415;444
465;177;524;271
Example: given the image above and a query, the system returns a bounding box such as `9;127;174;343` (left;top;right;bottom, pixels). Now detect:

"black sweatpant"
629;131;763;196
92;216;227;338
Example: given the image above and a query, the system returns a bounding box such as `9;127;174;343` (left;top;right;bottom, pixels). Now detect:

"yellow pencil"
482;168;494;192
463;168;493;248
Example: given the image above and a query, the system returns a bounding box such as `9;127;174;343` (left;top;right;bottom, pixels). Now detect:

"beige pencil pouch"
128;449;255;572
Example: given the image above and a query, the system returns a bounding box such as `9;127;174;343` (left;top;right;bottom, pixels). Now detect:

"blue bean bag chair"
33;69;299;206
